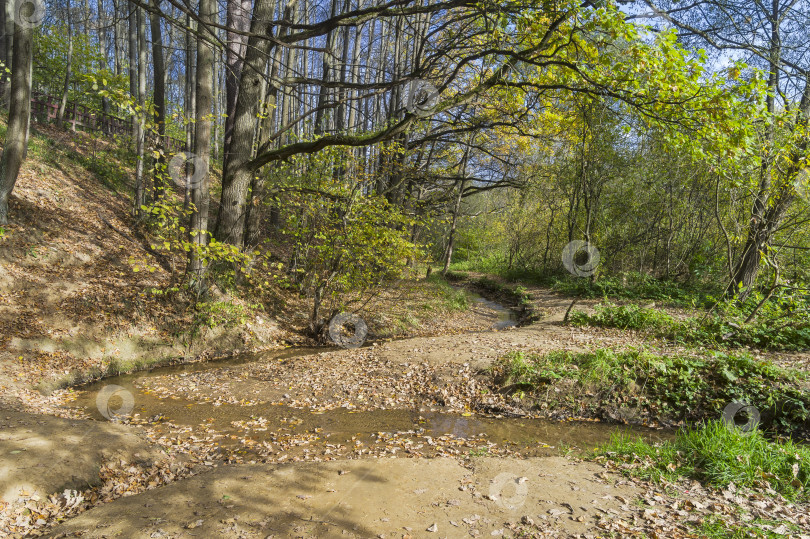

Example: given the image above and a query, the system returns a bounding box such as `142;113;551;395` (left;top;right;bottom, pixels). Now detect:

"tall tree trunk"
442;139;472;275
0;3;6;107
189;0;215;290
127;1;138;142
184;9;196;206
223;0;251;172
1;1;13;108
442;178;465;275
245;0;292;248
212;50;220;161
334;0;351;133
113;0;122;75
58;0;74;126
97;0;112;130
215;0;275;247
313;0;339;135
149;0;166;201
133;4;147;212
0;16;33;225
726;6;783;299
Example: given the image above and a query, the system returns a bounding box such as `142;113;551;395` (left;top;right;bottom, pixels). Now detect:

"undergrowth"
490;348;810;435
595;421;810;501
426;273;470;311
570;301;810;351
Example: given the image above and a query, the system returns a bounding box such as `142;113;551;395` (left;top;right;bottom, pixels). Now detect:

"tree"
189;0;216;289
222;0;251;172
150;0;166;201
0;8;34;225
214;0;276;246
57;0;75;125
636;0;810;298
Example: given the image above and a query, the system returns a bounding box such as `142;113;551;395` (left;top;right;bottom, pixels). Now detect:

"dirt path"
44;456;643;538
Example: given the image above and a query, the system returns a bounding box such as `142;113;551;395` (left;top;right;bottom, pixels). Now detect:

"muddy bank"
0;410;163;504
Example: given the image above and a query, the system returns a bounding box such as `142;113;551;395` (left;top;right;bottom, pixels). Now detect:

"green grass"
695;515;803;538
450;258;714;307
570;301;810;352
490;348;810;434
426;273;469;311
596;421;810;501
36;353;180;394
551;272;716;307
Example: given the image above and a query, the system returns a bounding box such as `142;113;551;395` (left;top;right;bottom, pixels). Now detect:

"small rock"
426;523;438;532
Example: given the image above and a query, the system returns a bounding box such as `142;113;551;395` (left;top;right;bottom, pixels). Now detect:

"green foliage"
552;273;715;307
596;421;810;501
270;147;422;327
490;348;810;434
695;515;803;539
34;25;129;114
192;300;259;331
569;301;674;331
571;298;810;351
138;195;266;295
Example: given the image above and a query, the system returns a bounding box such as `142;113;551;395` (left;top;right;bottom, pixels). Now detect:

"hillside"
0;122;501;408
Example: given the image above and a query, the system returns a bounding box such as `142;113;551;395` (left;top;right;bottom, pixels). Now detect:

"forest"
0;0;809;537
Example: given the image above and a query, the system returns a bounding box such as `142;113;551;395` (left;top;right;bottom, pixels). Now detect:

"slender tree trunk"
97;0;111;130
726;12;782;299
133;4;147;212
189;0;215;290
442;138;472;274
184;9;196;206
313;0;339;135
127;1;138;142
0;16;33;225
113;0;122;75
0;3;6;108
58;0;74;125
335;0;351;133
150;0;166;201
1;1;13;108
212;51;220;161
442;178;465;275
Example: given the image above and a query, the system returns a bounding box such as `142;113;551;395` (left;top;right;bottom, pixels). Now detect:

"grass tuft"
596;421;810;501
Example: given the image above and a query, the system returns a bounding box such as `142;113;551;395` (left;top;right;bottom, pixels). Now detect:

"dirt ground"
43;457;644;538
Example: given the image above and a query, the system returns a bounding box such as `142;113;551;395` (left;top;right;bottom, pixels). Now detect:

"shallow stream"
67;306;671;461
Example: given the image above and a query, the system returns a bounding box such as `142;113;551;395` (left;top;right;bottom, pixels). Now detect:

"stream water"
66;295;669;461
463;289;520;330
